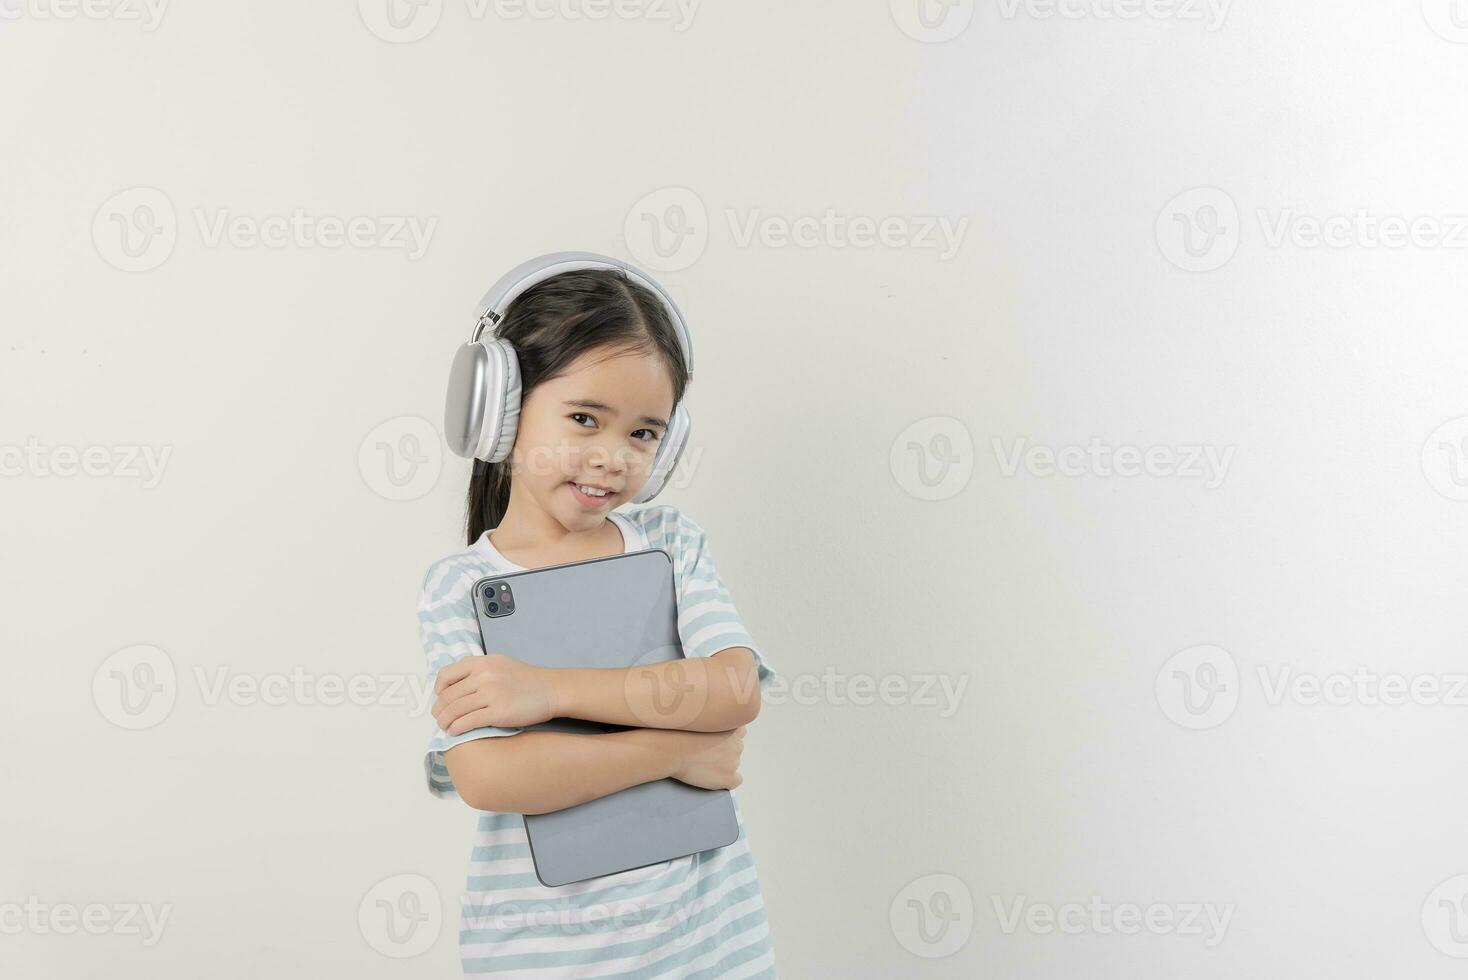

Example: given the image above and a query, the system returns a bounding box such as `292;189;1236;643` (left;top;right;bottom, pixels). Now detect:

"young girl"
417;261;778;977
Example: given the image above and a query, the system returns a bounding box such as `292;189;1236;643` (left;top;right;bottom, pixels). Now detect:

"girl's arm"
432;647;762;736
444;724;745;815
552;647;763;731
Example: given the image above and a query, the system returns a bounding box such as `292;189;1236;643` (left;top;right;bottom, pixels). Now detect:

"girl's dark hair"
465;268;690;545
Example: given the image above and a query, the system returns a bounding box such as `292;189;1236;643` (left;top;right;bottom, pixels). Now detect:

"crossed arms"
432;647;763;814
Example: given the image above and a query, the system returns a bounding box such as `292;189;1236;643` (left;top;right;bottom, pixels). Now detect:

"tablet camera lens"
488;601;499;613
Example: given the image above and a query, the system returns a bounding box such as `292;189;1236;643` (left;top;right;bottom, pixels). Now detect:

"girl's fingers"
435;690;487;731
436;674;485;708
433;660;473;693
446;704;498;735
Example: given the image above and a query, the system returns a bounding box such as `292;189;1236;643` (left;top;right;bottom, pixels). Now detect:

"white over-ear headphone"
443;251;694;505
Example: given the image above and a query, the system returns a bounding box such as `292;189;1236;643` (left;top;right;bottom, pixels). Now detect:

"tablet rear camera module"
483;582;515;618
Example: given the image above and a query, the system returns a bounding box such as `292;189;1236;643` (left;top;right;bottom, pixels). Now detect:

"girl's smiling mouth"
568;481;616;507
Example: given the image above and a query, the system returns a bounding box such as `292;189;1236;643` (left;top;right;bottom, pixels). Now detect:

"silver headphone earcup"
444;341;490;459
631;403;691;504
475;339;522;463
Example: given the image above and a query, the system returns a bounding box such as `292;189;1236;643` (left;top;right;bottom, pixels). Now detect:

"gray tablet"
470;548;740;888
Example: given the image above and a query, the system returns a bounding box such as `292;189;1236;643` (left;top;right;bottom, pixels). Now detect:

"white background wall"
5;1;1468;976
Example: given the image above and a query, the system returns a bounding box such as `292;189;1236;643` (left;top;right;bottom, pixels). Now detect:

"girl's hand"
432;654;558;734
667;725;746;791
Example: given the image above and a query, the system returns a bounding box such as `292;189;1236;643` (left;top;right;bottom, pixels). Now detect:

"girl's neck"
488;485;623;568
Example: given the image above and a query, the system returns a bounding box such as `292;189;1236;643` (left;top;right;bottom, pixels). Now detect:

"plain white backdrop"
5;1;1468;976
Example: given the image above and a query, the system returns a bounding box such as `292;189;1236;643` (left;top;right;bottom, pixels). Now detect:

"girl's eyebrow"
563;399;668;429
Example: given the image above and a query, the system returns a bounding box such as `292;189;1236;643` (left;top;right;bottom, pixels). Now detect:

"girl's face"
508;345;677;531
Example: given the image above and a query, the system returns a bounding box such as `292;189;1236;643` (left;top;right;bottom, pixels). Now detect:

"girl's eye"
570;414;659;443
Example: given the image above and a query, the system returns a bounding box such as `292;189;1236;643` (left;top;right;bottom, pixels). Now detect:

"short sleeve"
417;556;523;800
668;511;776;691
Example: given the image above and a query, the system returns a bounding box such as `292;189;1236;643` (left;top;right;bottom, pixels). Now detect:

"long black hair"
465;268;690;545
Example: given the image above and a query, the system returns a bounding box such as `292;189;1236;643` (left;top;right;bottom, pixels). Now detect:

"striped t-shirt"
417;504;778;978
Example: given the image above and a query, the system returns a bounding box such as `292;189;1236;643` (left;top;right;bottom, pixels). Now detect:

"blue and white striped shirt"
418;504;778;978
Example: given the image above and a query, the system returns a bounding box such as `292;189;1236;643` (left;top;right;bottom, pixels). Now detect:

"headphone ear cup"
476;338;523;463
631;403;690;504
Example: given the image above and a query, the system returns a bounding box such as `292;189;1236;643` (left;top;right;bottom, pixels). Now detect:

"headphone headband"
468;251;694;375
